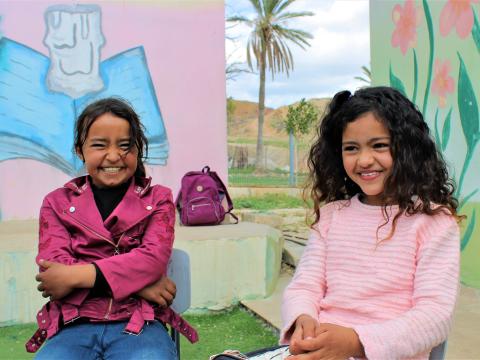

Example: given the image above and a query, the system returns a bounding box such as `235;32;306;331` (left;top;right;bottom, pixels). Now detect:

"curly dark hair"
74;97;149;178
307;86;461;235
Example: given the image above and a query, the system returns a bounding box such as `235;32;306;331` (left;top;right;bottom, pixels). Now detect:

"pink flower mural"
391;0;420;55
431;59;455;107
439;0;479;39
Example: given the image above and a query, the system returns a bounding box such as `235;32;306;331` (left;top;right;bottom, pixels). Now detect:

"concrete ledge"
175;223;283;311
0;220;282;324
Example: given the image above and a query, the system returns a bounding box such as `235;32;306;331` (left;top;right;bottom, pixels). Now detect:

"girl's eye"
91;143;105;148
119;143;131;150
342;145;357;152
373;142;390;149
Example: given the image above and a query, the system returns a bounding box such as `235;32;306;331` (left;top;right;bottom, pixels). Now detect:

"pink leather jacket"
26;176;198;353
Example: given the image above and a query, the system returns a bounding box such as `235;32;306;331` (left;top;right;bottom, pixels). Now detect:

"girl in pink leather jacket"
26;98;197;359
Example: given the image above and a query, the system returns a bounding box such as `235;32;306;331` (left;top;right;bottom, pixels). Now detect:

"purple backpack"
175;166;238;226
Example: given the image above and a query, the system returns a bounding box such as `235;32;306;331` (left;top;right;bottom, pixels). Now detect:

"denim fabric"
34;321;177;360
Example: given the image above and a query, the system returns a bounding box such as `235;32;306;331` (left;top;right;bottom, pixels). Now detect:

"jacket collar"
63;176;154;238
64;176;152;196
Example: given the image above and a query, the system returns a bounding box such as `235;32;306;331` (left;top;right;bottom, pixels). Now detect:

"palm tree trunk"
256;48;266;171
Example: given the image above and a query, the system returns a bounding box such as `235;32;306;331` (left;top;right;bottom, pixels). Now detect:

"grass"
235;193;307;210
0;307;278;360
229;167;308;187
228;137;312;150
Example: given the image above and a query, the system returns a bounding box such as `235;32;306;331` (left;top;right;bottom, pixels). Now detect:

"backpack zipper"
191;203;211;210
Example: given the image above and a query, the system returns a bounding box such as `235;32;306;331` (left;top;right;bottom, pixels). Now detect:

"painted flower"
391;0;421;55
439;0;479;39
431;59;455;107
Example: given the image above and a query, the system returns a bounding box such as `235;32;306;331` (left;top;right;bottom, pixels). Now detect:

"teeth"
102;167;122;173
359;171;380;178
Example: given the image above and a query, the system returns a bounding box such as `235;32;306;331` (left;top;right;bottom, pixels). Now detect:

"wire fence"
228;143;308;187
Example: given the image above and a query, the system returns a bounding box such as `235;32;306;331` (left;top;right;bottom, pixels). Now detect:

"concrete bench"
0;220;282;325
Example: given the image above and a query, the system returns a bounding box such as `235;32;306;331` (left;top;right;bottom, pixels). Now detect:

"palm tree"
228;0;313;170
354;65;372;84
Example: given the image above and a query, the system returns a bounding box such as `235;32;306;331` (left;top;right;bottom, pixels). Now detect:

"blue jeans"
34;321;177;360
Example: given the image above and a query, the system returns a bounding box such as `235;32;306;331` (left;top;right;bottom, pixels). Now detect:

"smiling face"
77;112;138;188
341;112;393;205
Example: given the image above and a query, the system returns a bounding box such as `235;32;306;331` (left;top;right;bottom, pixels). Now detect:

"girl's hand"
288;323;365;360
289;314;324;355
137;275;176;308
35;260;95;300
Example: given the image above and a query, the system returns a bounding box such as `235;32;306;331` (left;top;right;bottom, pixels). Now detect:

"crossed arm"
35;195;177;308
35;260;176;307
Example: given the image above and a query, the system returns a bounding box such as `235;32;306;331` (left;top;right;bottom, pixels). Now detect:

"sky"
225;0;371;108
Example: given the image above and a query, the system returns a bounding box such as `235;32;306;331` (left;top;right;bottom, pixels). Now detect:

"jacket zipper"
104;298;113;320
65;211;119;254
65;211;124;319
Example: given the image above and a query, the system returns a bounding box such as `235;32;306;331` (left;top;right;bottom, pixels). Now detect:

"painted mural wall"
0;0;227;220
371;0;480;287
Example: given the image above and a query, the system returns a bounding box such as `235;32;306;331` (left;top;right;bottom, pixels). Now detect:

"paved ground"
241;234;480;360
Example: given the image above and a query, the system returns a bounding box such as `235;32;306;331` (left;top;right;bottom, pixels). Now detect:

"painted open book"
0;37;169;176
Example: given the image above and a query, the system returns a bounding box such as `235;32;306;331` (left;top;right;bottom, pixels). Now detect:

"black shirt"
89;177;130;296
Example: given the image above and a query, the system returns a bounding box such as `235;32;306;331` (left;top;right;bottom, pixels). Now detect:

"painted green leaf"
434;108;441;148
461;209;476;251
441;108;452;151
413;49;418;104
457;54;479;151
389;64;407;98
473;9;480;53
459;188;479;211
422;0;434;116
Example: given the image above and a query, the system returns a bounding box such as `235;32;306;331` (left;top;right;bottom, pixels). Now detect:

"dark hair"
307;86;461;235
74;97;149;178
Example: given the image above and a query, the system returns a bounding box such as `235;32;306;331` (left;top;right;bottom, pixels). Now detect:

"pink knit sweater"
281;195;460;360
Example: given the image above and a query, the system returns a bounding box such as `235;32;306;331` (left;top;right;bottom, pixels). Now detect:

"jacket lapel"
67;182;113;240
104;178;153;236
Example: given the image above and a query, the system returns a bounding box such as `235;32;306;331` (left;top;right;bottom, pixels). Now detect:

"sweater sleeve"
353;213;460;360
95;189;175;300
280;203;335;343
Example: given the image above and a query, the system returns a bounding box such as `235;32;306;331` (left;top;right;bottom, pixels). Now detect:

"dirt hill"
228;98;331;139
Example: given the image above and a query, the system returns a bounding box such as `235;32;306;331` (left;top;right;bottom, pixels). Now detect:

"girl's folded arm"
37;198;79;265
36;197;95;303
95;191;175;300
353;216;460;360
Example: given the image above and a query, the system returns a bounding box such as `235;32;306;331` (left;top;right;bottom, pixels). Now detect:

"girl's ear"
76;148;84;162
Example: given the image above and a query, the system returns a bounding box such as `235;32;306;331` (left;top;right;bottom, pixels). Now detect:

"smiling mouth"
358;171;382;180
100;167;124;174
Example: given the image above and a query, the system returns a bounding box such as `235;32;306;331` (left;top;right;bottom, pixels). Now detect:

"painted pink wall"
0;1;227;220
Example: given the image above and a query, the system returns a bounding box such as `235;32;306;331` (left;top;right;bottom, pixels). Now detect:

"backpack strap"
227;212;239;224
208;170;233;210
206;168;239;224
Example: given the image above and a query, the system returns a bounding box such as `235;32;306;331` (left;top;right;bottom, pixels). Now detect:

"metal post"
289;131;295;186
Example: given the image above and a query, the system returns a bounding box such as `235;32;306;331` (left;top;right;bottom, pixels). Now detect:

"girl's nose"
105;148;122;162
357;150;374;167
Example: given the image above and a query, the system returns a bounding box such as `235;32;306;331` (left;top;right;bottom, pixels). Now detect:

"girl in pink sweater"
282;87;462;360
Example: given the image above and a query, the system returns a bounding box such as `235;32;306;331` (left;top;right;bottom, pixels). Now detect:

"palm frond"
227;15;253;25
361;65;371;77
249;0;263;16
275;11;315;21
272;0;296;15
273;26;311;49
354;76;370;84
236;0;313;78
